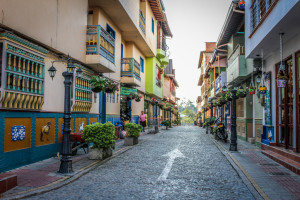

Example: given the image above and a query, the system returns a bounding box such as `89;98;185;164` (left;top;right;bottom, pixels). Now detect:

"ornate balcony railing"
86;25;115;63
227;44;244;67
121;58;141;81
215;76;220;94
139;10;146;35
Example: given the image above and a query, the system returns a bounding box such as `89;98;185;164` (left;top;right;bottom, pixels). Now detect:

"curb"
211;137;269;200
1;130;161;200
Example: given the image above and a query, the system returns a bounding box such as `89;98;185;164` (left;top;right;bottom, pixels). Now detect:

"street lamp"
229;82;238;151
154;101;159;133
48;55;83;174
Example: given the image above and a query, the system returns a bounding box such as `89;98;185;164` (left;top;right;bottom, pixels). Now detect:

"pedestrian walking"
140;111;147;132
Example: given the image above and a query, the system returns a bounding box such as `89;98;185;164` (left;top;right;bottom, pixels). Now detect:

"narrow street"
26;126;254;200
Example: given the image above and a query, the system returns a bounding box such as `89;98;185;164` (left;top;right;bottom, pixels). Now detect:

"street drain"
260;163;279;166
269;172;290;176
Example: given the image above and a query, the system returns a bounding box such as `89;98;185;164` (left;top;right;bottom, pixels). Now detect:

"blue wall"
0;112;99;172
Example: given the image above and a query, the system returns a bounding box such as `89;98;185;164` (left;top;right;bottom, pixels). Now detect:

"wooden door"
276;58;293;149
296;52;300;152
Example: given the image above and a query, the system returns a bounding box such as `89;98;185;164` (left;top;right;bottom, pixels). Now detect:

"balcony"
121;58;141;87
86;25;116;73
139;10;146;35
156;77;162;88
214;72;227;95
157;36;167;59
227;44;253;83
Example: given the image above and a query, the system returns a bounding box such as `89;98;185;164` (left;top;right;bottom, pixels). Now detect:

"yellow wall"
0;0;88;62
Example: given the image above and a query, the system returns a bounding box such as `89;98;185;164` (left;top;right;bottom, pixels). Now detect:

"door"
276;58;293;149
296;52;300;152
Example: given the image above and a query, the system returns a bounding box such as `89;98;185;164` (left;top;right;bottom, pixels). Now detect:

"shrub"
124;123;142;138
161;120;171;127
82;123;116;150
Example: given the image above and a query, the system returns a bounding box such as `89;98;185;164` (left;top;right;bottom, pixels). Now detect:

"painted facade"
0;0;176;172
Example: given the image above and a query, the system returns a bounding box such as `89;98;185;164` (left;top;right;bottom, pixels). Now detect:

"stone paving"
25;126;255;200
216;135;300;200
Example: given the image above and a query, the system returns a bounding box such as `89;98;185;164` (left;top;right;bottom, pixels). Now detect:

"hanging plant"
277;69;288;88
237;86;247;98
135;95;143;102
258;85;267;94
238;1;245;10
127;93;137;100
249;86;255;95
105;80;119;93
225;89;232;101
91;76;108;93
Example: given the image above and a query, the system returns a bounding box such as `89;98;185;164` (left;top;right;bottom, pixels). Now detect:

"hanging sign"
120;87;137;96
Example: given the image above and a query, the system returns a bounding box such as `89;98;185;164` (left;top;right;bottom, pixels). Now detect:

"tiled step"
262;150;300;175
261;144;300;163
0;174;17;194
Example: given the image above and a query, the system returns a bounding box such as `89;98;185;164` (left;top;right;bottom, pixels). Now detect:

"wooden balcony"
86;25;116;73
121;58;141;87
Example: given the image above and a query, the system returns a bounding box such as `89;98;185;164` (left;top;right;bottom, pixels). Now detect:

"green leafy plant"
91;76;108;93
82;122;116;150
161;120;171;127
124;123;142;138
105;80;119;93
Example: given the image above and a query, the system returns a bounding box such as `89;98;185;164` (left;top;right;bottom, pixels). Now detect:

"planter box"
88;148;113;160
124;137;139;146
88;148;103;160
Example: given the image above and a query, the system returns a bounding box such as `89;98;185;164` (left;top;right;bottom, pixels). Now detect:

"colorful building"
0;0;175;172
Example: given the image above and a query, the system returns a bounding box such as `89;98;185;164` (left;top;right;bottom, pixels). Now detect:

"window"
152;18;154;34
121;44;124;59
140;57;144;73
106;24;116;39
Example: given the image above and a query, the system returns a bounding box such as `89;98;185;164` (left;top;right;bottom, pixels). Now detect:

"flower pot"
105;88;115;93
249;90;255;95
135;98;141;102
88;148;104;160
124;136;139;146
238;1;245;9
238;93;247;98
277;79;287;88
92;87;102;93
103;148;113;159
259;90;266;95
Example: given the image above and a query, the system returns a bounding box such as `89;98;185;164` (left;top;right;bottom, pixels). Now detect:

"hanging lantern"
256;75;261;83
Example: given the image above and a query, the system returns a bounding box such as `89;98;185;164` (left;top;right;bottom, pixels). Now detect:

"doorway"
276;58;293;149
295;52;300;152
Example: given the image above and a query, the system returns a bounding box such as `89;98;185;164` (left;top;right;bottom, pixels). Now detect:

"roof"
216;2;244;47
148;0;172;37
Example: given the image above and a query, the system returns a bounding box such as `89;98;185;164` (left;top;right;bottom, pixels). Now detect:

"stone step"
262;150;300;175
0;174;17;194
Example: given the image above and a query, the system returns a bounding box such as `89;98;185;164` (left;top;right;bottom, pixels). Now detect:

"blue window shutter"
140;57;144;73
121;44;124;59
152;18;154;34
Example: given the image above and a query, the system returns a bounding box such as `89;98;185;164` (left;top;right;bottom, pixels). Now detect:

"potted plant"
225;90;232;101
105;80;119;93
83;123;116;160
91;76;108;93
124;123;142;146
237;87;247;98
135;95;143;102
277;70;288;88
161;120;171;130
249;85;255;95
259;85;267;94
127;93;137;100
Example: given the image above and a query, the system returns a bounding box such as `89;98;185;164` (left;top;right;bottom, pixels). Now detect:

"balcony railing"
215;76;220;93
156;77;162;87
227;44;244;67
139;10;146;35
250;0;276;32
157;36;167;51
86;25;115;63
121;58;141;81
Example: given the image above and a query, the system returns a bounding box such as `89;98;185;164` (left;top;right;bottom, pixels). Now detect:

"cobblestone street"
26;126;255;200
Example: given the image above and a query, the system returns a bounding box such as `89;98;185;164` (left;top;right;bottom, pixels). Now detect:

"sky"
163;0;232;104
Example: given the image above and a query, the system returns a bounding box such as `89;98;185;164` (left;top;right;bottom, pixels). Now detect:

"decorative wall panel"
35;118;55;146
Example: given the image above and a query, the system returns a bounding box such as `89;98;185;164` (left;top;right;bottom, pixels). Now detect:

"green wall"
146;57;163;98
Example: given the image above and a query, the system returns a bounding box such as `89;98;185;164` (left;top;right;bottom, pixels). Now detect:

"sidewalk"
0;127;160;200
212;133;300;200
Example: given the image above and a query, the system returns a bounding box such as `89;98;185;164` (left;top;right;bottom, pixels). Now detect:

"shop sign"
120;87;137;96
